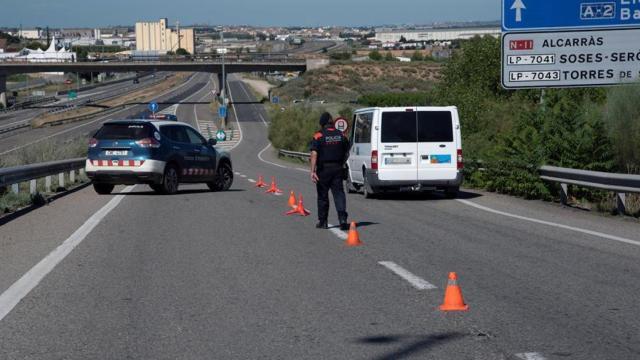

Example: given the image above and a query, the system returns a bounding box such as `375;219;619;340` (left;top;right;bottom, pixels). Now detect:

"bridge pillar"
217;73;224;94
0;73;7;109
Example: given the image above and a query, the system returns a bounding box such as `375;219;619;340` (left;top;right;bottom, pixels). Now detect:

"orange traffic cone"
255;175;267;188
439;272;469;311
345;222;362;247
265;177;283;194
286;195;310;216
288;191;297;209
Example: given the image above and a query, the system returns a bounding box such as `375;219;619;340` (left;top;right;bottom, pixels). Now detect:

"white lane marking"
328;224;348;240
378;261;437;290
457;199;640;248
0;186;135;322
515;353;547;360
240;174;247;178
258;113;268;127
226;78;244;151
0;73;200;156
234;172;241;175
248;179;256;183
258;143;287;169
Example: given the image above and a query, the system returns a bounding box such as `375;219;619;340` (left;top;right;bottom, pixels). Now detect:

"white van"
346;106;463;198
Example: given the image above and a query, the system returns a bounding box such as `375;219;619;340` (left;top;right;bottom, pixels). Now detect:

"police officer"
310;112;351;230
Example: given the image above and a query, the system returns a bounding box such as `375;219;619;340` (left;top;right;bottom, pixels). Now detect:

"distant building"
0;37;76;62
375;27;500;43
18;29;42;40
135;18;195;54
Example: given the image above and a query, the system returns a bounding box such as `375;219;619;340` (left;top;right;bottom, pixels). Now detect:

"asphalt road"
0;72;211;155
1;73;639;359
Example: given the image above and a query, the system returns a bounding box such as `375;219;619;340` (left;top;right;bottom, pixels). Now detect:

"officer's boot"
338;212;349;231
316;219;328;229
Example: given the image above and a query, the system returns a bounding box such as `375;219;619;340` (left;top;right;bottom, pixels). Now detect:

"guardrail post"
29;179;37;194
617;193;627;215
560;183;569;205
45;176;52;193
58;172;65;189
69;170;75;184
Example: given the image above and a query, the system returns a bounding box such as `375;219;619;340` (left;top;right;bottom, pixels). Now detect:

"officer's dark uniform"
310;125;350;228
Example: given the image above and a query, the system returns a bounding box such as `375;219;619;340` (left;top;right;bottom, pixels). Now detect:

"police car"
85;119;233;195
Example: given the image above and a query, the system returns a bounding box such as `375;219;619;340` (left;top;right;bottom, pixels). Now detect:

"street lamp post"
220;29;227;128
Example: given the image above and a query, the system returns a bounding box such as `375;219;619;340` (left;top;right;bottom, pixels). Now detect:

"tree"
368;50;382;61
175;48;190;56
410;51;424;62
25;41;45;50
399;35;408;43
384;51;395;61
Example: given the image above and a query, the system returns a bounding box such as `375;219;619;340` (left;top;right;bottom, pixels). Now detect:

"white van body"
346;106;463;198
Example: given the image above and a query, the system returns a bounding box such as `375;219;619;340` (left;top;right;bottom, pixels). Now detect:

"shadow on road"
372;190;482;201
114;188;246;196
354;332;466;360
328;221;379;230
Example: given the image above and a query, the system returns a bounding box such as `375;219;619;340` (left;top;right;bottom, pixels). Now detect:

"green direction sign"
216;129;227;141
68;91;77;100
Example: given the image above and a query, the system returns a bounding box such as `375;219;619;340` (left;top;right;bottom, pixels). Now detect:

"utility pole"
176;20;181;52
220;28;227;129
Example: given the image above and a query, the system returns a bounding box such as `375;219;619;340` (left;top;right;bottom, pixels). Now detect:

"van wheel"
345;179;358;194
93;183;114;195
363;177;376;199
160;164;180;195
445;187;459;199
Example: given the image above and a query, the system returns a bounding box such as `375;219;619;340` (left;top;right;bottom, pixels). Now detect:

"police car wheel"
93;183;114;195
208;162;233;192
160;164;180;195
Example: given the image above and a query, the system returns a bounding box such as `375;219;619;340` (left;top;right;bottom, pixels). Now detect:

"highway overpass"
0;58;323;107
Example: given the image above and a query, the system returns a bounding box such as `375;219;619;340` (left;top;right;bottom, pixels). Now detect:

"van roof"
354;106;458;113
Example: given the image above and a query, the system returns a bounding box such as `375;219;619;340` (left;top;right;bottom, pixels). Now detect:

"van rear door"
378;109;418;182
416;109;458;181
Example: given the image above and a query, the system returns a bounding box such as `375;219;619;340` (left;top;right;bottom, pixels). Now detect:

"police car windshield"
95;123;153;140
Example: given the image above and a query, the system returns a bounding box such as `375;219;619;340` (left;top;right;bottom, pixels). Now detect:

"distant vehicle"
133;78;140;84
292;99;305;104
86;120;233;195
346;107;463;198
64;79;72;85
147;113;178;121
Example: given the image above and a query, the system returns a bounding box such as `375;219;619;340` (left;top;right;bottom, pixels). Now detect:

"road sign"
503;0;640;31
271;96;279;104
334;117;349;133
216;129;227;141
68;91;77;100
218;105;227;118
502;28;640;89
148;101;159;113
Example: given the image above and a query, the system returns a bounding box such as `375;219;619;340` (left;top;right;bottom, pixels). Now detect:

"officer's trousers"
316;163;348;223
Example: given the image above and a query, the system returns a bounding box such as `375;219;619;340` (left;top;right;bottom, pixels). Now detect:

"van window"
418;111;453;142
354;112;372;143
95;123;152;140
381;112;416;143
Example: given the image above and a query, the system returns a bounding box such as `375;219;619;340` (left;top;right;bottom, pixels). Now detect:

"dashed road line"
457;199;640;247
378;261;437;290
0;186;135;322
248;179;256;183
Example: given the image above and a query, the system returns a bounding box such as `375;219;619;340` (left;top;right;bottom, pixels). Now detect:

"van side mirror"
208;138;217;146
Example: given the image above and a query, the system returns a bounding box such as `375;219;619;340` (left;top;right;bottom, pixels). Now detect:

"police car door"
416;108;457;182
185;126;216;179
378;108;418;183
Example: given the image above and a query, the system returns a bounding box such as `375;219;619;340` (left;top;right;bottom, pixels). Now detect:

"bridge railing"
539;165;640;214
0;158;87;195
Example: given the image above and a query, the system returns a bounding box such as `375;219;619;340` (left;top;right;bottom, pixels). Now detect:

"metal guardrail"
279;149;310;161
0;158;86;195
539;165;640;213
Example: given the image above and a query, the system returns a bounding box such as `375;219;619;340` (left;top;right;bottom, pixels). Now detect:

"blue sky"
1;0;500;27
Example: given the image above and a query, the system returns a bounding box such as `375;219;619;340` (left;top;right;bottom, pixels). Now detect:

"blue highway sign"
503;0;640;31
148;101;159;113
218;106;227;118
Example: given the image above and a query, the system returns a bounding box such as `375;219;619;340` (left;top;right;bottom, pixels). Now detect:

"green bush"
603;82;640;171
268;106;325;152
369;50;382;61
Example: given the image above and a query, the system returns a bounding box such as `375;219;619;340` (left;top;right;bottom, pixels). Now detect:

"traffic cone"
439;272;469;311
345;222;362;247
265;177;283;194
255;175;267;188
288;191;297;209
286;195;310;216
